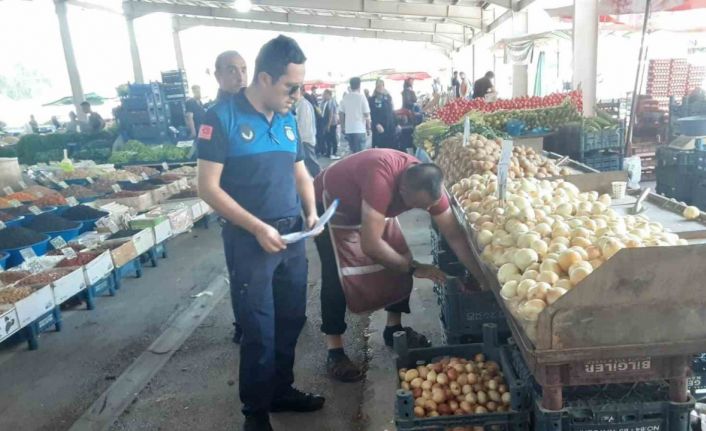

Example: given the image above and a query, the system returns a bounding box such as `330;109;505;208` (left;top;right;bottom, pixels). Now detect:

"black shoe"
270;387;325;412
243;413;273;431
233;323;243;344
326;354;364;383
383;326;432;348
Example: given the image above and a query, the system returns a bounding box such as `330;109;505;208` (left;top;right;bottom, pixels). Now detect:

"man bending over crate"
313;148;486;382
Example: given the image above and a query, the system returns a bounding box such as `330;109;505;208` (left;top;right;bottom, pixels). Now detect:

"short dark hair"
215;50;242;70
254;35;306;83
403;163;444;201
80;101;90;108
349;77;361;90
323;89;332;95
485;71;495;79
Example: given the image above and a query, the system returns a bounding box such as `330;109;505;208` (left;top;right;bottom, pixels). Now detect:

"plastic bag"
623;156;642;189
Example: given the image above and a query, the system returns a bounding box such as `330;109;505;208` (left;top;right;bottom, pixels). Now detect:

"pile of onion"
398;354;512;419
450;174;687;322
436;133;572;185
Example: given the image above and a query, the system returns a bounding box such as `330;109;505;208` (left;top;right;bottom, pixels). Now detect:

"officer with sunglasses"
197;35;324;431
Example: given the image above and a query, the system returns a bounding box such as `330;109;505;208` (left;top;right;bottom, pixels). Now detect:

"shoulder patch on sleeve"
198;125;213;140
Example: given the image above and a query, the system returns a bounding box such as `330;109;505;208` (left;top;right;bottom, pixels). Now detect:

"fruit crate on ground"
579;150;623;172
656;147;697;173
436;262;511;345
691;178;706;211
656;167;695;204
581;128;624;153
393;324;530;431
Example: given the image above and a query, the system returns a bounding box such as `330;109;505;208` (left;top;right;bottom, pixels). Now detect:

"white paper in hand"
281;199;339;244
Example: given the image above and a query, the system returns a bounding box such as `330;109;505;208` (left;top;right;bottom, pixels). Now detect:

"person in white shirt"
294;89;321;177
339;77;371;154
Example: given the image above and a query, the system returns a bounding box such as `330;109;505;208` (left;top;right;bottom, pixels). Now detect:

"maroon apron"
323;171;413;314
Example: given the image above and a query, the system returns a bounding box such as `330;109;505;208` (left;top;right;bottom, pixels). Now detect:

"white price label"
0;221;5;230
141;172;150;181
3;186;13;195
112;184;122;193
85;177;94;184
50;236;67;250
61;247;78;260
462;116;470;146
20;247;36;261
66;197;79;207
97;217;119;234
28;205;42;215
8;200;21;208
28;259;44;274
162;162;169;171
58;181;69;189
17;180;27;189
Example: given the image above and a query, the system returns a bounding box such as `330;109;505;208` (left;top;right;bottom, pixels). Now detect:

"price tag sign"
58;181;69;189
61;247;78;260
3;186;13;195
66;197;79;207
462;116;470;147
86;177;94;184
17;180;27;189
496;140;514;202
97;217;119;234
28;205;42;215
112;184;122;193
50;236;68;250
141;172;150;181
20;247;36;262
162;162;169;171
129;177;138;184
28;259;44;274
8;200;21;208
0;221;5;230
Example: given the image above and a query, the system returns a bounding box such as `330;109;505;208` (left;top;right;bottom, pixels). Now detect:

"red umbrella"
385;72;432;81
304;80;335;92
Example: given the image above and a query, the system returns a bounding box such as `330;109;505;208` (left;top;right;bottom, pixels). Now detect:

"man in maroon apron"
313;149;486;382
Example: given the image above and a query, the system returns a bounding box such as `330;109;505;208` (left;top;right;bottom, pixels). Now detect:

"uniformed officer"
197;35;324;431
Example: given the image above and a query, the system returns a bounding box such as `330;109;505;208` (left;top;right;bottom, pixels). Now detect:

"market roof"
120;0;538;53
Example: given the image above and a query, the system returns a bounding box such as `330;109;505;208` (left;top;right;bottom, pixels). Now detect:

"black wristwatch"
408;260;420;276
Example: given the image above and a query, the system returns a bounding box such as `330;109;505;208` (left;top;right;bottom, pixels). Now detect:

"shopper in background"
432;77;442;96
51;116;61;131
214;50;248;102
401;78;417;111
66;111;79;133
80;101;105;134
459;72;471;99
197;34;324;431
321;89;340;160
339;77;371;154
185;85;206;139
294;87;321;177
28;115;39;133
451;71;461;99
211;49;249;344
473;71;495;99
369;79;396;150
313;149;486;382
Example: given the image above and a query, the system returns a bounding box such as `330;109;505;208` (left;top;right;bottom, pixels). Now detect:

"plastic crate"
436;263;511;345
657;147;697;173
580;151;623;172
393;324;530;431
656;167;694;203
581;127;624;153
533;383;695;431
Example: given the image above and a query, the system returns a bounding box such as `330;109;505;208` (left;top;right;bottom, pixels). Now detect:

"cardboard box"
129;215;173;244
152;218;173;244
149;185;170;204
0;305;21;342
95;191;154;212
14;285;56;327
107;240;138;268
131;228;155;255
52;267;87;304
84;250;114;285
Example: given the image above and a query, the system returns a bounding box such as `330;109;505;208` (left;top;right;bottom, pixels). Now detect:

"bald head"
214;50;248;94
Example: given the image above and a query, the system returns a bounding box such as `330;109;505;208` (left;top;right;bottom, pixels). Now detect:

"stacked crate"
161;70;188;128
120;83;170;142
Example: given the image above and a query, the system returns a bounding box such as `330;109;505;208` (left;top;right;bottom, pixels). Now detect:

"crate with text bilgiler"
438;263;510;345
393;324;530;431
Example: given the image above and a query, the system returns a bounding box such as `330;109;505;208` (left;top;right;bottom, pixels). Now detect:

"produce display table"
449;173;706;410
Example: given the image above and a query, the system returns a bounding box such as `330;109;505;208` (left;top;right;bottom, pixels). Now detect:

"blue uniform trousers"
222;217;308;415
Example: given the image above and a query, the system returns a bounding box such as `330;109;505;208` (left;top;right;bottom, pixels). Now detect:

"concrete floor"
0;206;440;431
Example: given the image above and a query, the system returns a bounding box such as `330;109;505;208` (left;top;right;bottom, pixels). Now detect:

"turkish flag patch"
198;125;213;140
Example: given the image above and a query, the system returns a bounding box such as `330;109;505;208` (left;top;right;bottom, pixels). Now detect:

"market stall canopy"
493;30;571;64
43;93;109;107
385;72;432;81
304;81;335;92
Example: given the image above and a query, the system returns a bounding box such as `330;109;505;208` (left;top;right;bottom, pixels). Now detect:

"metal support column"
54;0;86;121
512;11;529;98
572;0;599;117
172;17;185;71
125;13;144;83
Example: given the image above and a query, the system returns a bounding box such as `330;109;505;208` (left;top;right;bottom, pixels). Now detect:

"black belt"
223;216;300;234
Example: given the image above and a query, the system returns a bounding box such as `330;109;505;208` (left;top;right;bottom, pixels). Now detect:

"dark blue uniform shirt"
197;89;305;220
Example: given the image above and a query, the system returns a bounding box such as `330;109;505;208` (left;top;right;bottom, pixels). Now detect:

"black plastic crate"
580;151;623;172
581;127;624;153
393;324;530;431
437;263;511;345
691;179;706;211
533;383;695;431
657;147;696;173
656;167;694;204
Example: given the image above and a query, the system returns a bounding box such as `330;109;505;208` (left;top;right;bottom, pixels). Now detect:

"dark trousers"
323;127;338;157
223;218;308;415
313;202;410;335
